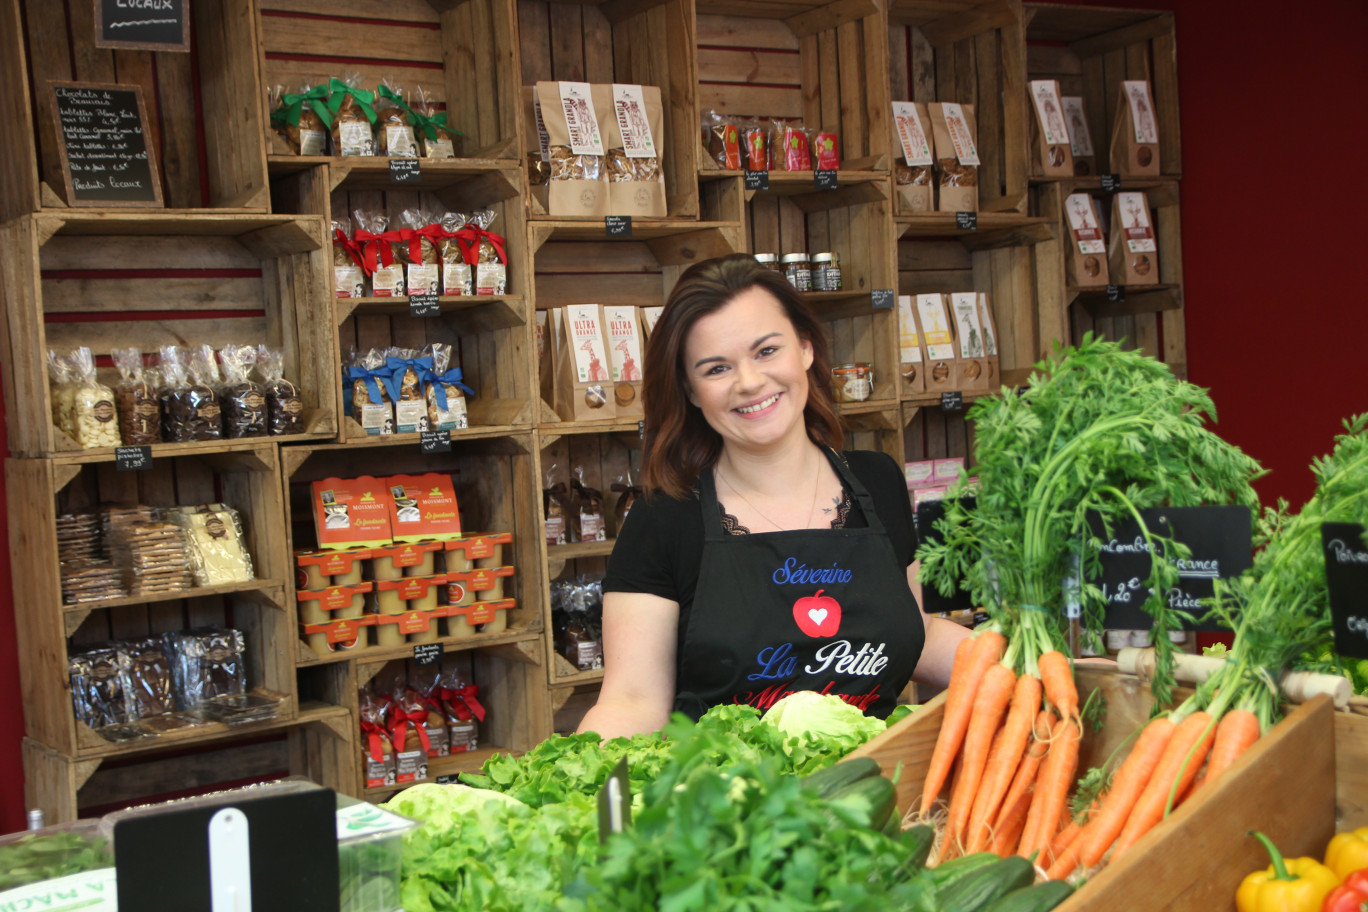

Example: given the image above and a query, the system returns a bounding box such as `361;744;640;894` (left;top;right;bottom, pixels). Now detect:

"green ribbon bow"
376;85;462;142
270;84;333;129
326;78;378;124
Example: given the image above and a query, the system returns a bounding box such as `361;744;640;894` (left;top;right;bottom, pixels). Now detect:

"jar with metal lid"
780;253;812;291
831;362;873;402
812;252;842;291
754;253;780;272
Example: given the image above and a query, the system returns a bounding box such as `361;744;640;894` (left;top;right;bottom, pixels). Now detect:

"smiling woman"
575;254;970;740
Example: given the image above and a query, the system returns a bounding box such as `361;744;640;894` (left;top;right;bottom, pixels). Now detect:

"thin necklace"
716;453;823;532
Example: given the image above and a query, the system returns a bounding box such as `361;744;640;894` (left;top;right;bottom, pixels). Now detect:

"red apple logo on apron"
792;589;842;638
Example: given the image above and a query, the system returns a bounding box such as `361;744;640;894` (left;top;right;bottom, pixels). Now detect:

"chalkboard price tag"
420;430;452;454
409;292;441;317
1323;522;1368;659
638;420;645;441
605;216;632;237
389;158;422;183
1106;284;1125;303
413;643;444;665
941;390;964;411
49;82;164;208
116;445;153;471
744;169;769;191
435;775;460;785
955;211;978;231
870;288;896;310
1100;173;1123;192
95;0;190;51
814;169;838;190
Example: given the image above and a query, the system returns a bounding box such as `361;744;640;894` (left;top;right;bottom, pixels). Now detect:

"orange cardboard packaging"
1062;96;1096;176
914;293;957;393
1063;192;1110;287
384;473;462;542
1028;80;1074;177
1109;191;1159;285
891;101;935;213
312;476;393;550
896;294;927;394
603;305;645;419
1111;80;1160;177
554;303;617;421
928;103;979;212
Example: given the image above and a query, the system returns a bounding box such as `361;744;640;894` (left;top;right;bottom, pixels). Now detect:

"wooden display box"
850;667;1340;912
902;399;979;479
888;0;1030;214
519;0;700;219
1026;4;1181;180
6;441;294;759
256;0;521;164
0;0;273;218
0;212;339;459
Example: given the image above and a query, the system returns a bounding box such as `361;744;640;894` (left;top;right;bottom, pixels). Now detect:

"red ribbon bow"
455;226;508;268
388;703;433;755
441;684;486;722
396;223;450;265
360;719;389;763
333;228;367;271
353;229;400;272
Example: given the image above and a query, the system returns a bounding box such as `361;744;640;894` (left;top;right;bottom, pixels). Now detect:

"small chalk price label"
435;775;460;785
955;211;978;231
638;420;645;440
390;158;422;183
1100;173;1122;192
941;391;964;411
116;446;153;471
413;643;444;665
870;289;896;310
409;292;441;317
420;430;452;454
1106;285;1125;302
744;170;769;191
814;169;838;190
605;216;632;237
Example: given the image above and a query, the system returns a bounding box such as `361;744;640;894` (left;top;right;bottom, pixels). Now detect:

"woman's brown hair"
641;253;843;498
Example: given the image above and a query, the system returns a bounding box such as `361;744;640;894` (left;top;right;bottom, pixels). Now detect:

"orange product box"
370;541;445;579
297;581;374;625
372;574;447;614
312;477;394;550
446;566;515;605
444;532;514;571
300;614;375;657
373;608;445;638
384;473;462;543
296;548;371;589
447;597;515;637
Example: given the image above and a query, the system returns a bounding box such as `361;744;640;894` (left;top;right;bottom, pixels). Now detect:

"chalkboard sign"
744;170;769;191
1089;505;1253;631
955;211;978;231
605;215;632;237
916;496;977;616
95;0;190;52
116;445;153;471
1106;284;1125;303
1323;522;1368;660
413;643;444;665
48;81;163;208
409;292;441;318
1100;173;1122;193
869;288;896;310
420;429;452;454
940;390;964;412
390;158;422;183
814;169;838;190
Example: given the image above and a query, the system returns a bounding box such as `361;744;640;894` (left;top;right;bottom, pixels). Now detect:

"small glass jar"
832;362;873;402
811;252;842;291
754;253;780;272
780;253;811;292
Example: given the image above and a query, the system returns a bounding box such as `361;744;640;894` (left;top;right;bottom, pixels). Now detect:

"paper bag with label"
1029;80;1074;177
313;477;394;550
896;295;927;394
555;304;617;421
914;293;957;392
599;84;667;218
524;86;551;214
949;293;989;391
1109;191;1159;285
891;101;935;213
537;310;556;414
385;473;462;542
975;293;1000;387
1111;80;1160;177
929;103;980;212
1063;192;1110;287
1062;96;1096;176
537;81;609;218
603;305;645;419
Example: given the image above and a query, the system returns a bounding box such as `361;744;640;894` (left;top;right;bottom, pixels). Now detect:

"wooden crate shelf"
337;294;528;329
547;539;617;562
269;157;522;206
295;626;543;668
1072;284;1182;318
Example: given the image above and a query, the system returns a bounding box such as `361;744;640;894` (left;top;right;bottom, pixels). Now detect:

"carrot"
1018;716;1081;859
1074;716;1176;870
1045;800;1095;866
1196;708;1261;788
989;783;1035;857
1003;710;1054;857
965;673;1043;853
1045;835;1082;880
946;662;1017;846
965;728;1010;852
1038;650;1078;720
919;630;1007;815
1109;711;1216;861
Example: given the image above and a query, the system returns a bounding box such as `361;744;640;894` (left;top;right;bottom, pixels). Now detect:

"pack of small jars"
754;251;843;292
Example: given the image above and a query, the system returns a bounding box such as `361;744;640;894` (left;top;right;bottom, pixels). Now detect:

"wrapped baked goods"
218;344;267;438
119;636;176;720
438;211;472;296
423;342;472;431
256;345;306;436
397;208;441;297
69;646;128;730
167;503;255;586
347;348;395;435
702;108;741;169
360;688;397;787
771;120;811;171
436;663;482;751
464;208;507;295
741;117;769;171
543;464;569;546
552;576;603;671
333;216;367;299
375;80;419;158
48;349;77;439
268;82;330;156
570;465;606;543
68;347;121;448
383;346;428;433
164;627;247;712
353;208;405;297
412;84;459;159
326;74;378;157
107;507;193;596
536;80;608;217
112;347;160;445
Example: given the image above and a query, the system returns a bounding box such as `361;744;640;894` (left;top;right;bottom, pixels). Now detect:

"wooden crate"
519;0;701;219
1337;709;1368;831
888;0;1030;214
0;0;272;218
6;441;295;759
1026;4;1180;179
850;667;1339;912
257;0;522;162
0;211;339;458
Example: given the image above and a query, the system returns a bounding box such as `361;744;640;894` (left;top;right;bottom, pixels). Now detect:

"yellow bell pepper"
1236;831;1340;912
1326;827;1368;881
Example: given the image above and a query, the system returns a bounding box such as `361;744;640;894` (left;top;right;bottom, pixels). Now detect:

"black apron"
674;449;924;719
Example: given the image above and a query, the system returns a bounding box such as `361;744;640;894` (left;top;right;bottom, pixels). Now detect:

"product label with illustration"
976;294;998;356
892;101;933;166
914;294;955;360
566;304;611;383
941;102;981;166
603;305;644;383
1117;192;1157;252
612;84;656;158
1029;80;1069;146
1065;193;1106;254
558;81;604;156
1124;80;1159;144
897;296;923;364
1061;96;1094;156
950;293;986;359
313;476;394;549
385;473;463;541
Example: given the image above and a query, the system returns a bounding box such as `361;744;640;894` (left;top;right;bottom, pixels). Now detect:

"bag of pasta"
353;208;405;297
255;345;306;436
397;207;442;297
218;344;267;438
412;84;459;159
536;80;608;217
69;347;121;448
423;343;473;432
333;216;366;298
375;79;419;158
438;211;471;296
113;347;160;445
268;82;330;156
326;74;378;157
598;83;666;217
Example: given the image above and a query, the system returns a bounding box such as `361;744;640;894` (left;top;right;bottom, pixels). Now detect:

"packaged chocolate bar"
701;108;741;170
168;503;256;586
218;344;267;439
164;627;247;712
69;347;121;449
375;79;419;158
255;345;306;436
119;636;176;720
327;74;378;157
69;646;127;729
113;347;160;445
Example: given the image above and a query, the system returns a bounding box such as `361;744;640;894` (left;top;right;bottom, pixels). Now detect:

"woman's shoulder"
841;448;904;486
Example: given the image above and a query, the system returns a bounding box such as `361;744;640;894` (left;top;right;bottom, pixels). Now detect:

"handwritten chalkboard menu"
95;0;191;52
48;82;163;208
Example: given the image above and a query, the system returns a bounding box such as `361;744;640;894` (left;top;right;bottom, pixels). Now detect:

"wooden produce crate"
1337;708;1368;831
850;667;1339;912
257;0;521;163
0;211;338;459
888;0;1030;214
1026;4;1180;180
519;0;701;219
0;0;272;218
6;441;296;760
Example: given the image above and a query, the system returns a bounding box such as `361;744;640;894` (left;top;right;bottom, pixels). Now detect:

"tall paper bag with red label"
313;477;394;550
929;102;979;212
1029;80;1074;177
1063;192;1110;287
554;303;618;421
914;294;958;393
949;293;990;392
384;473;462;543
603;304;645;420
897;295;927;394
1109;191;1159;285
1111;80;1160;177
891;101;935;213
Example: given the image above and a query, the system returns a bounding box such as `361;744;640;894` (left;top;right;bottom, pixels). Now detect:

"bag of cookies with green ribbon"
413;85;459;159
375;78;419;158
268;82;330;155
327;74;378;157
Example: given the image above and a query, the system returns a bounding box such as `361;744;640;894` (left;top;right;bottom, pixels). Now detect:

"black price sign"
116;445;153;471
49;82;163;207
605;216;632;237
96;0;189;51
870;288;896;310
916;496;979;616
1106;284;1125;303
413;643;444;665
638;420;645;441
940;390;964;411
744;169;770;191
814;169;838;190
1089;506;1253;632
1323;523;1368;659
420;429;452;454
389;158;422;183
955;211;978;231
409;292;441;317
435;775;460;785
1100;173;1123;192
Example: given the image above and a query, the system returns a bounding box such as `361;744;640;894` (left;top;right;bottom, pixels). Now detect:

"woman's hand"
576;591;680;739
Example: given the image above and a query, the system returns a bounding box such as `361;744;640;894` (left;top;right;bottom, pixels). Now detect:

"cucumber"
829;773;897;831
928;852;1000;891
801;757;882;798
939;856;1037;912
979;881;1074;912
894;824;936;875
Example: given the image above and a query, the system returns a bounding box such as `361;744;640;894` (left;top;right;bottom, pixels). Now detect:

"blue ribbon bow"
420;365;476;410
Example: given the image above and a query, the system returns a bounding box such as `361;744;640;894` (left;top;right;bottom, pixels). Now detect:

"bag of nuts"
268;82;330;156
326;74;378;157
438;211;472;296
536;80;609;217
353;208;405;297
48;349;78;440
218;344;267;438
599;83;666;217
69;347;121;449
375;79;419;158
113;347;160;445
255;345;306;436
929;102;980;212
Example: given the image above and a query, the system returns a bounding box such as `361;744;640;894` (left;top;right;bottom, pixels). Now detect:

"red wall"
1;2;1365;833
